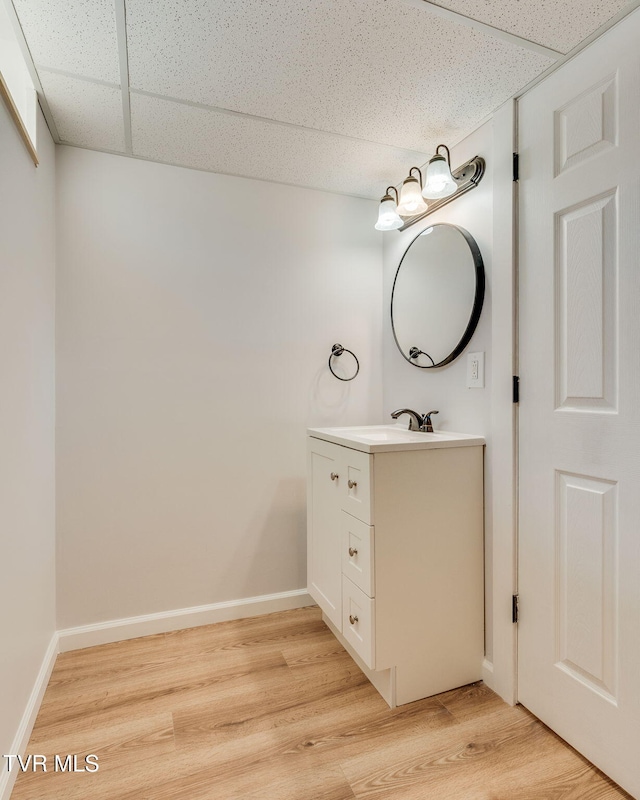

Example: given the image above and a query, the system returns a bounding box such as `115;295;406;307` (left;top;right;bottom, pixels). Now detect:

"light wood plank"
10;607;631;800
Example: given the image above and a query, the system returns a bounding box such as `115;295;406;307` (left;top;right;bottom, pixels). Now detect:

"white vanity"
307;424;485;707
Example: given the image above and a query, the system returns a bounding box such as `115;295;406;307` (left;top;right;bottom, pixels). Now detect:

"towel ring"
409;346;436;367
329;343;359;382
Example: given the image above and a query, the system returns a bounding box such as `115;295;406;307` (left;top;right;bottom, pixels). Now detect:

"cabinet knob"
348;547;358;557
330;472;339;481
349;615;359;625
348;479;357;489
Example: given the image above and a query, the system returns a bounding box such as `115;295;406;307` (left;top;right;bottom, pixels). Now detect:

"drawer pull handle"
349;614;359;625
348;547;358;557
330;472;339;481
348;479;358;489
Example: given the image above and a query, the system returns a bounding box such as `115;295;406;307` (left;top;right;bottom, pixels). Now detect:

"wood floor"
11;606;631;800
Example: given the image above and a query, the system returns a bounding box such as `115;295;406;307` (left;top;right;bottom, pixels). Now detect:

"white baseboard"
481;657;495;690
0;633;59;800
1;590;313;799
57;588;315;652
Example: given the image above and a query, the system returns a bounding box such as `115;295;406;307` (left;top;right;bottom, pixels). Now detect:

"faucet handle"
421;410;439;433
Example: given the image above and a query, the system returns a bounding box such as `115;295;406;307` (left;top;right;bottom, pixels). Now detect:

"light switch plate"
467;351;485;388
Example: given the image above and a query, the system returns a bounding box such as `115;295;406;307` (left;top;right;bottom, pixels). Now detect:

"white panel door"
518;10;640;797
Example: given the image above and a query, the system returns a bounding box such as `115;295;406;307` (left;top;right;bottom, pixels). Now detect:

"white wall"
55;147;382;629
382;123;493;436
382;122;496;659
0;106;56;775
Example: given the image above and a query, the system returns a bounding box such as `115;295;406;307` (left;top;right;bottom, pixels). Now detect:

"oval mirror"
391;223;485;368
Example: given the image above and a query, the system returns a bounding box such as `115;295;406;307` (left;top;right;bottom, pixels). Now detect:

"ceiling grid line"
130;88;433;156
31;65;121;89
402;0;564;58
114;0;132;154
58;140;379;201
6;0;639;196
513;0;640;100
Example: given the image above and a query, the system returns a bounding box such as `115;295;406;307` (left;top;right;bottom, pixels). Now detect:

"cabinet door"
307;438;343;630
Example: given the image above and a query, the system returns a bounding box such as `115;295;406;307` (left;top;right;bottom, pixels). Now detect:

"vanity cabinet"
307;436;372;630
307;427;485;707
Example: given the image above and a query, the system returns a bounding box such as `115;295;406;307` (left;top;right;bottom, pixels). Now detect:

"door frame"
488;4;640;713
483;99;519;704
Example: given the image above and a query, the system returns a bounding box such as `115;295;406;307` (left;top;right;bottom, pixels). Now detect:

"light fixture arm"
434;144;451;167
385;185;399;203
408;166;423;187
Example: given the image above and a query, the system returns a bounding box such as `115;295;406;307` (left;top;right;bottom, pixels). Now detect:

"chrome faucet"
390;408;439;433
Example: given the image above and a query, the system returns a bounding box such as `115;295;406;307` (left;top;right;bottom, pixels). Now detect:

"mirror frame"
390;223;485;369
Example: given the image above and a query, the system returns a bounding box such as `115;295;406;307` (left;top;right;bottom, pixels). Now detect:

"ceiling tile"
426;0;632;53
130;92;431;198
126;0;553;153
39;71;126;152
12;0;120;82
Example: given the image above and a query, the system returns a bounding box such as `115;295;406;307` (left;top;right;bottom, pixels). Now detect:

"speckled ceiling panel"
130;92;431;198
39;70;126;152
126;0;554;153
12;0;120;82
428;0;632;53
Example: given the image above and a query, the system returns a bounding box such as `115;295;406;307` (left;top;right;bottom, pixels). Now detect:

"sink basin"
336;426;426;442
350;430;418;442
307;424;485;453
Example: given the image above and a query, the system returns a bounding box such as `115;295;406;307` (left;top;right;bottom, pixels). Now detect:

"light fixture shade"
422;154;458;199
375;195;403;231
397;175;428;216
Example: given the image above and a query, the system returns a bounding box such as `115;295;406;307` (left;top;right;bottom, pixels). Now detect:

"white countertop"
307;424;485;454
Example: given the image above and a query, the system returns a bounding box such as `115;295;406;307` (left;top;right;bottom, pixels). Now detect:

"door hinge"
512;594;519;624
513;152;519;182
513;375;520;403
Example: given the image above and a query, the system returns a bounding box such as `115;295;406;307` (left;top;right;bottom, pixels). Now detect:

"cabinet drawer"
342;575;375;669
340;448;372;524
341;512;375;597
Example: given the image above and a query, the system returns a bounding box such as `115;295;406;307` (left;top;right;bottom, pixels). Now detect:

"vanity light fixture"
375;149;486;232
374;186;403;231
422;144;458;200
396;167;428;216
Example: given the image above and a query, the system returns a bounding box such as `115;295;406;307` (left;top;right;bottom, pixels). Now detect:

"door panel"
555;190;617;411
555;74;617;176
518;9;640;797
556;471;618;702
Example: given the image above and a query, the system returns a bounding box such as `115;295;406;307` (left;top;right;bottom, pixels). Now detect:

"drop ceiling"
6;0;638;198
